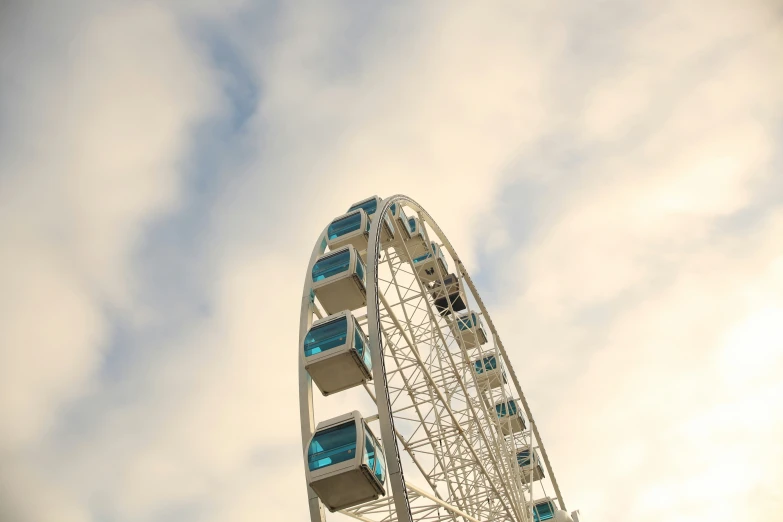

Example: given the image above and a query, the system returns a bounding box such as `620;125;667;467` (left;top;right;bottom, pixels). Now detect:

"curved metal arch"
298;226;329;522
299;195;565;522
412;200;567;513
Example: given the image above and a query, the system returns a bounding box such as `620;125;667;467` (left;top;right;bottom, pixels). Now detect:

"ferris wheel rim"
299;195;566;522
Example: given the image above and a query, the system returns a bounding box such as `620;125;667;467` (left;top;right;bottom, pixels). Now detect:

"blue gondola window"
364;431;375;469
374;442;386;484
353;324;372;371
458;313;478;331
363;425;386;485
474;355;497;375
349;199;378;216
408;218;417;233
383;213;394;235
412;251;431;264
533;501;555;521
413;242;437;264
355;256;366;285
328;212;362;240
308;421;357;471
313;250;350;282
398;208;413;236
496;400;518;418
304;317;348;357
517;449;531;467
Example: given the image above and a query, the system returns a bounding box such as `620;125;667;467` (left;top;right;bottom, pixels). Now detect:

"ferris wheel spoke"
376;306;474;515
374;275;520;522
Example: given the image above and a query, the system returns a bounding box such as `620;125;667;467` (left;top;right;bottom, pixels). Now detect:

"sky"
0;0;782;521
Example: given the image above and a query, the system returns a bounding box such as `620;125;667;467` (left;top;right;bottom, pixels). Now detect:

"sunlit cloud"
0;0;781;521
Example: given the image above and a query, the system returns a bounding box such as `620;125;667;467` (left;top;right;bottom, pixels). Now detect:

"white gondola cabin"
530;498;573;522
405;217;428;250
348;196;395;244
516;448;545;483
451;311;488;346
327;209;371;252
473;353;506;389
312;245;367;315
495;399;526;435
389;202;413;240
306;411;387;512
412;241;449;283
304;311;373;396
430;273;467;316
395;215;429;262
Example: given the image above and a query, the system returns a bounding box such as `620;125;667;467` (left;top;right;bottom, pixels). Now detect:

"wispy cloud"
0;0;781;521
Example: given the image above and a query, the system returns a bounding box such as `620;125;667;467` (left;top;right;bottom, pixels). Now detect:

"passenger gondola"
327;209;371;252
495;399;526;435
306;411;387;512
430;273;467;316
389;202;413;240
472;353;506;389
304;310;373;395
530;498;573;522
533;498;556;521
395;215;429;261
516;447;545;483
412;241;449;283
406;217;427;248
312;245;367;314
450;311;488;346
348;196;395;244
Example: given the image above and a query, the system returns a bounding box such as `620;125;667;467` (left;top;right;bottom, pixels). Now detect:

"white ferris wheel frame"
299;195;567;522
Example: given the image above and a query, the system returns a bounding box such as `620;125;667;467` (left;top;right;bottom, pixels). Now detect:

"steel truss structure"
299;195;569;522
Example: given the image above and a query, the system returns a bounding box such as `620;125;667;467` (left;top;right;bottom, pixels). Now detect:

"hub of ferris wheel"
299;195;582;522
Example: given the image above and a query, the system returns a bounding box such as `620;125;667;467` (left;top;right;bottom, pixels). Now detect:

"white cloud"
1;0;781;521
0;0;221;518
488;3;783;518
0;248;105;449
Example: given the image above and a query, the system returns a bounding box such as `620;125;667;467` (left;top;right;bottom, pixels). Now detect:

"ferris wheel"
298;195;581;522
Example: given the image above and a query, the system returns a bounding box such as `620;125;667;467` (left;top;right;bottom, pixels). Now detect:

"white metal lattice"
299;196;567;522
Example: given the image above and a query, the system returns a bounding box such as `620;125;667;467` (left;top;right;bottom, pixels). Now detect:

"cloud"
0;0;781;521
0;0;221;518
483;3;783;520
